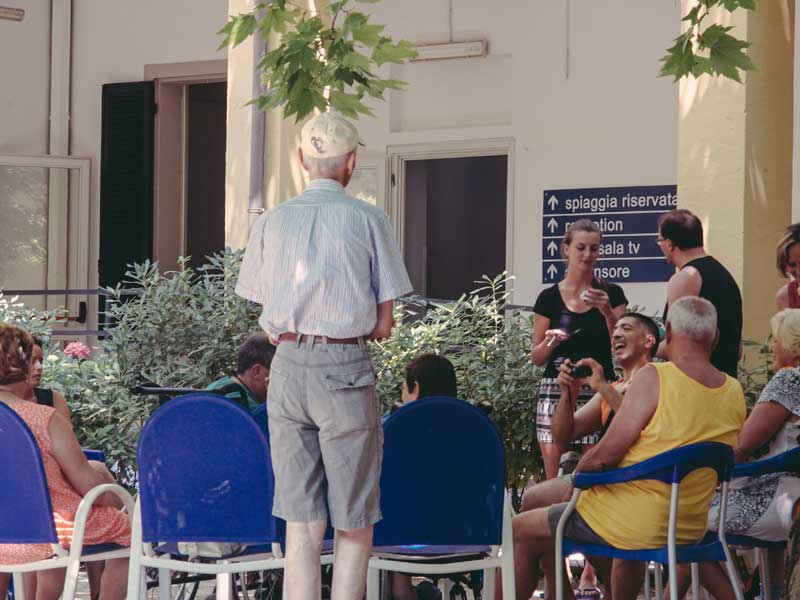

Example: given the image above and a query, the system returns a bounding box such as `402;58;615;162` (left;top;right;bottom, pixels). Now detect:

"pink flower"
63;341;91;360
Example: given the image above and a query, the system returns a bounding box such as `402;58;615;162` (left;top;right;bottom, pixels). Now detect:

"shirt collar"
306;178;345;193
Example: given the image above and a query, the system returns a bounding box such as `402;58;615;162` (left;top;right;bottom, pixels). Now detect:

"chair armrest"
573;442;733;488
733;447;800;478
82;449;106;462
67;484;136;559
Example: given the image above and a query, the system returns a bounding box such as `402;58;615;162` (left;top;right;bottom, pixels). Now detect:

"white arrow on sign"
547;241;558;256
547;195;559;210
547;218;558;233
546;264;558;279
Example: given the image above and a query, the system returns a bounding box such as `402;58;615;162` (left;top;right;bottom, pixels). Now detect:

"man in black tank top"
657;209;743;377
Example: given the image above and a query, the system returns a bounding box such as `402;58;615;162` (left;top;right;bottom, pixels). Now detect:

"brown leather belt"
278;332;362;345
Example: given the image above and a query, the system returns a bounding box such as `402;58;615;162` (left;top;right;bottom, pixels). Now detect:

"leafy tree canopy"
219;0;417;121
661;0;757;82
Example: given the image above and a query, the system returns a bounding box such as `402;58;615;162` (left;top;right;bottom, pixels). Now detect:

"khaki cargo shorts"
267;336;383;531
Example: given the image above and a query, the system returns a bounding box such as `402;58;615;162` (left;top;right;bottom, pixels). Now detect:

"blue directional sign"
542;185;678;284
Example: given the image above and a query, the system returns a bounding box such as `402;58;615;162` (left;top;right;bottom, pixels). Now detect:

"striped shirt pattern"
236;178;412;339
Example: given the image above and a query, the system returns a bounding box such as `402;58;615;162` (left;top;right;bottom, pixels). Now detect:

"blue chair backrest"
574;442;734;489
733;446;800;479
83;449;106;462
0;402;58;544
374;396;505;546
250;403;268;441
137;393;280;544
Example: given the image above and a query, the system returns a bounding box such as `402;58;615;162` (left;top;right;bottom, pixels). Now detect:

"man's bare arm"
369;300;395;340
550;386;576;445
552;360;604;444
575;365;659;473
574;357;624;412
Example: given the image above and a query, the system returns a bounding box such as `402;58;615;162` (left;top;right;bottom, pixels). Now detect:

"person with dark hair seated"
401;353;458;404
391;353;459;600
25;337;71;420
207;332;275;410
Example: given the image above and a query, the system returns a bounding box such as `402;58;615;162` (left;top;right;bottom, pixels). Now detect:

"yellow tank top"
576;362;745;549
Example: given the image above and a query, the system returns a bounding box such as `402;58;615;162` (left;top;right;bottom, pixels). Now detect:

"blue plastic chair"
554;442;744;600
723;447;800;600
367;396;515;600
0;402;134;600
126;393;290;599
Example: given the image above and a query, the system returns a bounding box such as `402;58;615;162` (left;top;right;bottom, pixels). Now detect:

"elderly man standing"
235;112;412;599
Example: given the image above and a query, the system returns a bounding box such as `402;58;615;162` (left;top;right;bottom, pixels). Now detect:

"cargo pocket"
324;368;376;391
322;367;378;430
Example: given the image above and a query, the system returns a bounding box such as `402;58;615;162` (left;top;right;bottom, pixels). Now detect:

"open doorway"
185;82;227;270
391;141;513;301
146;60;227;273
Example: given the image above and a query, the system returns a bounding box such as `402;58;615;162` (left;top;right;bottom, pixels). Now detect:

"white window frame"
0;154;92;330
348;152;389;212
387;138;516;295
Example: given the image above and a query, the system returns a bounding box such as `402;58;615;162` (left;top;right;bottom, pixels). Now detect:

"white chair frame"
126;496;335;600
365;494;516;600
555;480;744;600
3;483;134;600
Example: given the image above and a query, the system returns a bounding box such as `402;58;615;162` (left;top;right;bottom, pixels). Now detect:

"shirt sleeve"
757;368;800;417
608;283;628;308
235;213;269;304
533;286;555;319
369;213;413;303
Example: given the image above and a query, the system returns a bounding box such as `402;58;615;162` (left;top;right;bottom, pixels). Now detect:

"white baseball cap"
300;112;361;159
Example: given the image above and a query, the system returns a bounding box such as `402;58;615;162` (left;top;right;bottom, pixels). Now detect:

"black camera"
570;364;593;379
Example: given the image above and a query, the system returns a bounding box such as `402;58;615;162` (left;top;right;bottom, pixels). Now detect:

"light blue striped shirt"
235;178;412;339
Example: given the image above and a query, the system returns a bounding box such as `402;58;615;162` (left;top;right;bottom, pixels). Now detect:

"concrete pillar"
678;0;795;345
224;0;259;251
225;0;331;249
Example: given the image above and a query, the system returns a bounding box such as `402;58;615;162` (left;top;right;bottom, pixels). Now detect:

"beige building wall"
225;1;682;315
678;0;795;346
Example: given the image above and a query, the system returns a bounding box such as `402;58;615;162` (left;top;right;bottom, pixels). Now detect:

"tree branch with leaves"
219;0;417;121
660;0;757;82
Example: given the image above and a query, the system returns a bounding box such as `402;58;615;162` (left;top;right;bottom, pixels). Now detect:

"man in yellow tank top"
511;297;745;600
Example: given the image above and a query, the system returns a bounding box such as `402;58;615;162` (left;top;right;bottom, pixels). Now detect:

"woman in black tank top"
28;341;71;419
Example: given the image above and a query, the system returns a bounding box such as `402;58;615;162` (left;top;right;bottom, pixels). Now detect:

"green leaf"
329;90;374;117
351;23;384;47
341;51;371;71
658;30;695;80
681;5;702;24
707;32;755;82
372;40;418;66
218;13;257;49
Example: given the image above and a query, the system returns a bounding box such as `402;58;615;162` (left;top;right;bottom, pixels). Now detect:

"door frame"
387;138;516;290
145;60;227;271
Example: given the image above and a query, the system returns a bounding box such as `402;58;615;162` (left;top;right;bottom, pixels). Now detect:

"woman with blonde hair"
0;324;130;600
775;223;800;309
685;309;800;598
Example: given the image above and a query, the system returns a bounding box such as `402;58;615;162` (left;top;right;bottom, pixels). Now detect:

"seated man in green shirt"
207;333;275;411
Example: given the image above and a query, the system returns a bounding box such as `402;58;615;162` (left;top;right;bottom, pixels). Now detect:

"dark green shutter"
99;81;155;289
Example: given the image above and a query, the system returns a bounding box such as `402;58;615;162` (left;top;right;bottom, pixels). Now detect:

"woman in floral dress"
0;324;130;600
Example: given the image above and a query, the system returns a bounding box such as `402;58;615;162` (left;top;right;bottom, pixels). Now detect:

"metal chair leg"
757;547;771;600
158;568;171;600
654;563;663;600
643;562;651;600
690;563;700;600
